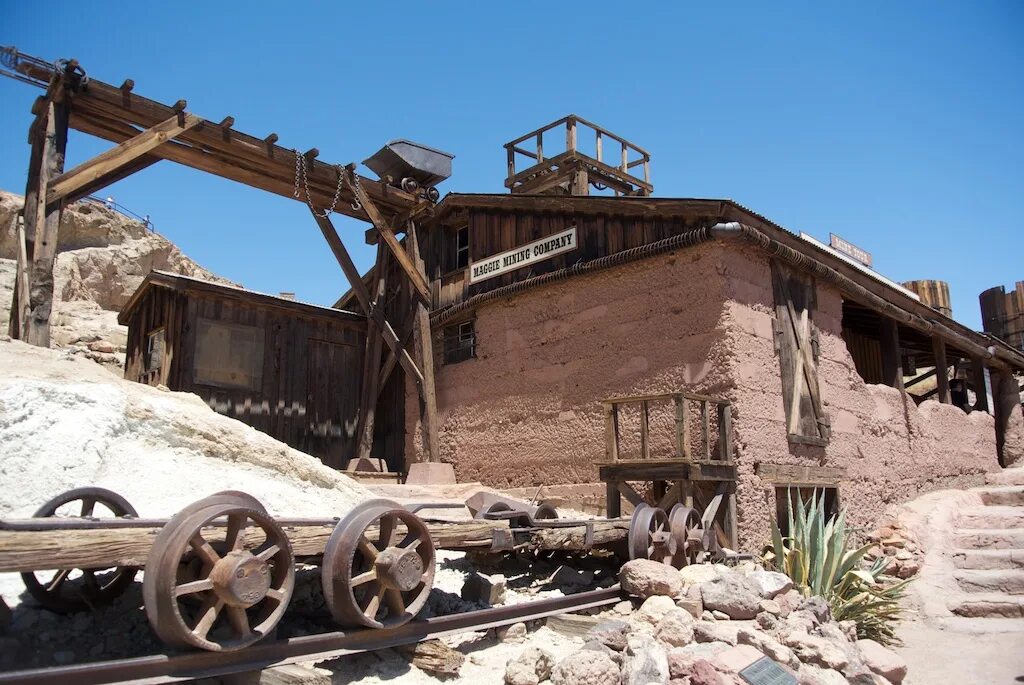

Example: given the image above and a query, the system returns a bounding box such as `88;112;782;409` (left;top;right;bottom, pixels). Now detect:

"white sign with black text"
468;226;578;284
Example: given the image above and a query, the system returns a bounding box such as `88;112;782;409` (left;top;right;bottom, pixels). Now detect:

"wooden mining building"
4;48;1024;552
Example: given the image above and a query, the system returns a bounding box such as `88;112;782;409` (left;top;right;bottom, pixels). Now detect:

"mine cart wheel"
322;498;435;630
628;504;673;564
21;486;139;613
668;504;705;567
143;497;294;652
533;502;559;521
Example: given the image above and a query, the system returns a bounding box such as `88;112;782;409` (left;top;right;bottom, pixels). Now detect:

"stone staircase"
947;470;1024;622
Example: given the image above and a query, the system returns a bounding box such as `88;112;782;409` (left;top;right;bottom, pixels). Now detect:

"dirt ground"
895;618;1024;684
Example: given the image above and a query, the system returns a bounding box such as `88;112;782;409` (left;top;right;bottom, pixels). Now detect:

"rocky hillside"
0;190;233;370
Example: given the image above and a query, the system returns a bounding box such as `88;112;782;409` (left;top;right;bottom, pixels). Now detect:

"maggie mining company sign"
469;226;578;284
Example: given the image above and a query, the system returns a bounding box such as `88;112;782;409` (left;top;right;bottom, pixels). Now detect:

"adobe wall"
719;244;1000;549
407;243;735;487
410;241;1002;552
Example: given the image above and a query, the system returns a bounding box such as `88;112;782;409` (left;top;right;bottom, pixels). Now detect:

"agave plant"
767;488;910;645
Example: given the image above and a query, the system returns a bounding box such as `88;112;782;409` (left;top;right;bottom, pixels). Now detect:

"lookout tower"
503;115;652;197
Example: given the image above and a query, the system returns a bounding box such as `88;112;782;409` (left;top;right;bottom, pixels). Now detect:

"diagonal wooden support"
377;302;418;399
45;113;201;205
345;170;432;304
309;209;423;385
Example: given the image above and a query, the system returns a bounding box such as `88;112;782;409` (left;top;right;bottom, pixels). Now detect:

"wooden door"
306;338;361;468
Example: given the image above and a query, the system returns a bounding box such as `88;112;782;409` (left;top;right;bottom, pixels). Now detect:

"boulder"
676;583;704;618
759;599;782;615
505;646;554;685
655;609;694;647
667;651;724;685
587;619;632;652
855;639;907;684
635;595;678;628
701;575;762;619
748;570;794;599
756;611;780;631
797;596;832;624
620;559;684;599
694;622;740;646
711;644;769;674
783;631;850;671
498;622;528;643
622;642;670;685
798;664;852;685
679;563;723;586
737;627;800;670
551;649;620;685
582;639;623;666
462;572;507;605
776;589;803;617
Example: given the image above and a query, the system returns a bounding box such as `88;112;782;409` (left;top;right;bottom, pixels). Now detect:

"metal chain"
292;150;357;217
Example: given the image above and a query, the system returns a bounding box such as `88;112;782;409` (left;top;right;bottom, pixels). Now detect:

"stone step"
986;469;1024;487
977;486;1024;507
948;593;1024;618
956;506;1024;529
953;549;1024;570
954;529;1024;549
954;569;1024;594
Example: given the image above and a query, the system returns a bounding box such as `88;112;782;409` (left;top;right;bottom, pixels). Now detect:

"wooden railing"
602;391;733;463
504;115;651;193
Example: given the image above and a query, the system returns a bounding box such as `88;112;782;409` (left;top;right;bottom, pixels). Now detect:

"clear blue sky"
3;2;1021;328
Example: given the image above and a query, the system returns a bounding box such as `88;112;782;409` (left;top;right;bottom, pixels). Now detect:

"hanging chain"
293;150;360;217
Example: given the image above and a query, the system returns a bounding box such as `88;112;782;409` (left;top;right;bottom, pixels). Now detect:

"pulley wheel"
21;486;139;613
628;504;673;564
668;504;705;567
322;498;435;629
143;496;294;651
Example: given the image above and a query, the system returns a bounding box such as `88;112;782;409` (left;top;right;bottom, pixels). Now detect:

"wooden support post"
606;481;621;518
406;221;441;464
717;402;733;461
26;94;70;348
45;113;200;205
639;401;650;460
971;357;989;413
701;400;711;460
571;168;589;196
354;244;389;461
8;216;31;339
880;318;905;392
309;209;423;384
932;336;951;404
727;485;739;550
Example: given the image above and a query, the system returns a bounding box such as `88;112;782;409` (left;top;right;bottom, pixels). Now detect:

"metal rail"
0;586;624;685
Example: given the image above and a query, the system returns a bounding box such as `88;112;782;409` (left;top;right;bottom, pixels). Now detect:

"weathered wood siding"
123;286;399;470
422;209;716;310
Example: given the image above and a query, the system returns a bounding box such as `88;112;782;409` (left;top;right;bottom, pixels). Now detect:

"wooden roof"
118;271;365;326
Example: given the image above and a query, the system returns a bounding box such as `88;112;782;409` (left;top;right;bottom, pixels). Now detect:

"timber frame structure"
0;46;441;463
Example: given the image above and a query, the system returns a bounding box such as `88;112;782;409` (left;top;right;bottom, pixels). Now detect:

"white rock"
551;650;620;685
856;639;907;684
748;570;794;599
635;595;678;627
678;563;723;585
620;559;684;599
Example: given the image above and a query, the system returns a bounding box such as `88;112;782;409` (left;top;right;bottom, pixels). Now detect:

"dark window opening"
443;320;475;364
775;486;839;537
455;227;469;270
145;328;165;374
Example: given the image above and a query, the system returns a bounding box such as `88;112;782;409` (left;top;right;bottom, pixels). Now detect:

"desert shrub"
766;488;909;645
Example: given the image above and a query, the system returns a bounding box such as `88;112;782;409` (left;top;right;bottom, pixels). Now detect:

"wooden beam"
407;220;441;463
45;113;200;204
755;462;847;486
616;481;645;508
8;216;30;339
355;245;389;460
932;336;951;404
309;209;423;385
905;367;937;390
970;357;989;413
880;318;904;392
346;172;432;304
63;154;162;205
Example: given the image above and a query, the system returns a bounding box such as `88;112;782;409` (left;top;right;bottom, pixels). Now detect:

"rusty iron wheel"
322;499;435;630
143;497;294;652
628;504;673;564
668;504;705;567
21;486;139;613
533;502;559;521
474;500;533;529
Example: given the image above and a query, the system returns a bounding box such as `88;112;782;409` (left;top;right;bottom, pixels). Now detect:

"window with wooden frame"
455;227;470;270
442;320;476;365
772;261;831;445
145;327;165;374
193;318;265;391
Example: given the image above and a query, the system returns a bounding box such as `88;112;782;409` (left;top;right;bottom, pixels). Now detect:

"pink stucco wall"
410;242;1003;550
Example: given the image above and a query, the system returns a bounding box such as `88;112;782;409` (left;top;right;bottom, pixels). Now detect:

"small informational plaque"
739;656;797;685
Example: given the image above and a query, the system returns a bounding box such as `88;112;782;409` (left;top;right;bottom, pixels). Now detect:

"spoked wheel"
533;502;559;522
322;499;435;629
668;504;705;567
143;496;294;652
628;504;673;564
21;487;139;613
474;501;533;529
